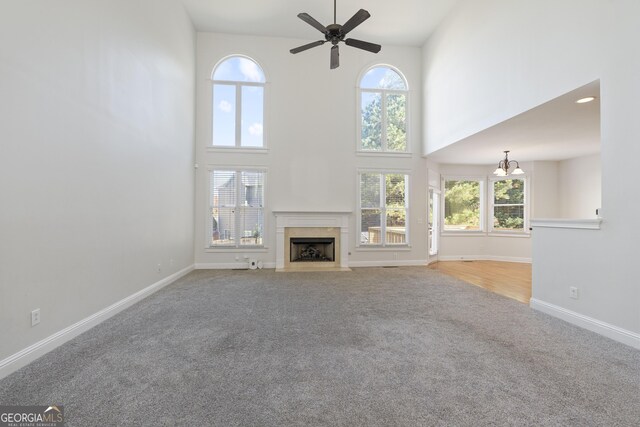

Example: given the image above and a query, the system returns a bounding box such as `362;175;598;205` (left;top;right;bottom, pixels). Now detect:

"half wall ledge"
530;218;602;230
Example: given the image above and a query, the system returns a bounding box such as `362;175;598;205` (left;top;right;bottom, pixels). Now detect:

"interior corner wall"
423;0;640;340
0;0;196;362
194;33;428;268
530;161;560;218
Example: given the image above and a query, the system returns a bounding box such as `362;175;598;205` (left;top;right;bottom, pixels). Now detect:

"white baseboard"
348;260;428;268
437;255;532;263
194;262;276;270
196;261;431;270
530;298;640;350
0;265;195;380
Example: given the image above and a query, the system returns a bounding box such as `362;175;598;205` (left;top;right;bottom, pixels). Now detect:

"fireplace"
290;237;335;263
273;211;351;271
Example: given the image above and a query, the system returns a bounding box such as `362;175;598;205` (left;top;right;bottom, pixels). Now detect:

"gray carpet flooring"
1;267;639;426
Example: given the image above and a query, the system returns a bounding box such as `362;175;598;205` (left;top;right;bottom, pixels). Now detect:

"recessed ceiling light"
576;96;596;104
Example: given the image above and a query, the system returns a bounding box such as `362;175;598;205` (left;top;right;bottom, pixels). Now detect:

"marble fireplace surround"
273;211;351;272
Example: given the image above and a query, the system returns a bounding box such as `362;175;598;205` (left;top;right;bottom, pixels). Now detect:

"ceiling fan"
290;0;382;69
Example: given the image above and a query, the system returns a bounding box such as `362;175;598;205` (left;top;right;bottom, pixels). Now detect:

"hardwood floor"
427;260;532;304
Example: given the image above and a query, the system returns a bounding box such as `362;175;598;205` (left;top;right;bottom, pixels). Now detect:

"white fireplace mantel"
273;211;351;270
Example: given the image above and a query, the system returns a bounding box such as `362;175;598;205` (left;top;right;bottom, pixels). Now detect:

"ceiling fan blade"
345;38;381;53
297;13;327;34
290;40;325;54
330;45;339;69
340;9;371;35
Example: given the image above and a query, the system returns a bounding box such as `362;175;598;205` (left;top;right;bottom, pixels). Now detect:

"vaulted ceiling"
180;1;600;164
180;0;461;46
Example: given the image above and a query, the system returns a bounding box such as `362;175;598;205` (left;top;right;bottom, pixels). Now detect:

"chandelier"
493;151;524;176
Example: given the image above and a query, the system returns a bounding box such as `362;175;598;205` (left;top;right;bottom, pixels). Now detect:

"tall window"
359;172;409;245
443;178;484;232
210;170;265;247
212;56;265;148
490;178;527;233
358;66;408;152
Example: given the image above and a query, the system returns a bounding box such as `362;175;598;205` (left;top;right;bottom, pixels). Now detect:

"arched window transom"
358;66;408;152
212;56;265;148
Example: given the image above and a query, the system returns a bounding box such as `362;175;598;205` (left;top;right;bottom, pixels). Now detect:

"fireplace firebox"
290;237;335;262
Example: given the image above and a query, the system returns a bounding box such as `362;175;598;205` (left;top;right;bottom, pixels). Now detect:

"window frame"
207;167;267;249
356;65;409;154
357;169;410;248
441;176;486;235
210;55;267;150
488;175;530;235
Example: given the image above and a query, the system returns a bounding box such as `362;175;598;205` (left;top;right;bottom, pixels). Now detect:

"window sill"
441;232;486;237
207;147;269;154
205;247;269;253
356;245;412;251
356;150;412;158
488;232;530;238
441;232;531;238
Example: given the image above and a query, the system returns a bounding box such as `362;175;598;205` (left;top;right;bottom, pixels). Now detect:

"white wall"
0;1;196;362
530;161;560;218
423;0;605;154
437;163;532;262
423;0;640;342
195;33;428;268
558;154;601;218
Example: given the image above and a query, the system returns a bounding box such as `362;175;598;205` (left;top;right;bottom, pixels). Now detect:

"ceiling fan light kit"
290;0;382;69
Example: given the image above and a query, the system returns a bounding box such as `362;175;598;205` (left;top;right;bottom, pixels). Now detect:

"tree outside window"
359;66;408;152
444;179;483;231
492;178;526;232
360;172;409;245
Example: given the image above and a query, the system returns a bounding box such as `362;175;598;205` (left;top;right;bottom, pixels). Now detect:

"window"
212;56;265;148
490;178;527;233
359;172;409;245
443;178;485;232
358;66;408;152
210;170;265;247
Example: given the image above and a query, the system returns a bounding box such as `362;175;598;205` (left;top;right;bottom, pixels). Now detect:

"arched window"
212;56;266;148
358;66;408;152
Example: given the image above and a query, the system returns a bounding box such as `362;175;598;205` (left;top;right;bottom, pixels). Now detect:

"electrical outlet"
569;287;579;299
157;263;161;273
31;309;40;326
